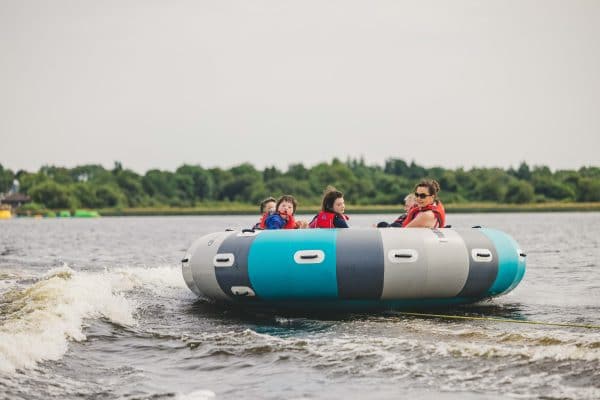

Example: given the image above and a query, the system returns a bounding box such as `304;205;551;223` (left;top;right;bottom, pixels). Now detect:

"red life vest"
401;201;446;228
309;211;349;228
282;213;297;229
258;213;269;229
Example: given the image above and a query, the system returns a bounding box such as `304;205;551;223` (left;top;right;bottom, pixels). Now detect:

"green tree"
505;180;535;204
176;165;214;200
308;160;357;194
70;164;111;183
208;168;234;200
142;170;178;200
510;162;532;181
40;165;73;185
95;184;125;207
287;163;309;180
71;182;98;208
265;177;313;201
473;169;510;202
532;177;575;201
29;181;74;209
384;158;409;176
576;178;600;202
438;170;458;193
263;166;281;182
0;164;14;193
114;169;145;206
174;174;196;205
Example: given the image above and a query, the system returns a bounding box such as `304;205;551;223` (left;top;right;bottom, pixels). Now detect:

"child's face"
278;201;294;215
404;197;416;211
332;197;345;214
263;201;276;214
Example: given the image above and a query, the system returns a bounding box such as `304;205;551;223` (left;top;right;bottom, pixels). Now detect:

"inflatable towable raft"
182;228;526;311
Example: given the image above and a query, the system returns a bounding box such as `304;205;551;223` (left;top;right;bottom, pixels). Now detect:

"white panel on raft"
422;229;470;297
380;228;429;299
189;231;236;301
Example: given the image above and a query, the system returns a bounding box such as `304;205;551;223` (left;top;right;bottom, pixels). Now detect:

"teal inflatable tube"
182;227;526;311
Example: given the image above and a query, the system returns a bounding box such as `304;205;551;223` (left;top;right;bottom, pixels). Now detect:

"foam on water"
109;265;188;290
176;389;216;400
176;320;599;399
0;265;187;374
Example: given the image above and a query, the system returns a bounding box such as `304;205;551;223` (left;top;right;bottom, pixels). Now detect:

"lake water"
1;213;599;399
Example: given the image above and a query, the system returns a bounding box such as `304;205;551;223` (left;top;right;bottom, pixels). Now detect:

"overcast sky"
1;0;599;174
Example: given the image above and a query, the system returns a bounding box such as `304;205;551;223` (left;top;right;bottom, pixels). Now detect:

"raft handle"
471;249;493;262
237;229;261;237
294;250;325;264
394;253;413;259
214;253;235;267
519;252;527;258
231;286;256;297
388;249;418;263
181;257;189;263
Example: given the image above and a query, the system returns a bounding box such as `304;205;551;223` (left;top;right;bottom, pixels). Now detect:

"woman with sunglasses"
401;179;446;228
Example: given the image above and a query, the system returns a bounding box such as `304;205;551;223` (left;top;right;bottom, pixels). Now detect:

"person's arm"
389;213;407;227
333;215;349;228
404;210;436;228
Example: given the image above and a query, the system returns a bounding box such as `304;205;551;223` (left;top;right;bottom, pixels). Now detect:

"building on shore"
0;192;31;212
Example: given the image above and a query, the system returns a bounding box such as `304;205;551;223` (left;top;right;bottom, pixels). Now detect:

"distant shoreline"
85;202;600;216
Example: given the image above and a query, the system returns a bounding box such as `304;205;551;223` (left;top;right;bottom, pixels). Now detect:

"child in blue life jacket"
264;195;307;229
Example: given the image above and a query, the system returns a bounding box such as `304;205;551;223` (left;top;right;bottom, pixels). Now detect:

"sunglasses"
414;192;432;199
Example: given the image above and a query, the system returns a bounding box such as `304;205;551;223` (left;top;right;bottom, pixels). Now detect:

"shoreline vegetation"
2;158;599;217
88;201;600;216
7;201;600;218
6;201;600;218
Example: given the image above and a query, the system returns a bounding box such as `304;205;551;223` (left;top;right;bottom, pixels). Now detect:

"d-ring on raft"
181;227;526;311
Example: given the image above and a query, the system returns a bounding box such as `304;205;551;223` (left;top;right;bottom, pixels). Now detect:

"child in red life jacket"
376;193;417;228
309;186;350;228
264;195;304;229
253;197;276;230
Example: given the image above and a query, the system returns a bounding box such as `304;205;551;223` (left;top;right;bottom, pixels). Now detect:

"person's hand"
295;220;308;229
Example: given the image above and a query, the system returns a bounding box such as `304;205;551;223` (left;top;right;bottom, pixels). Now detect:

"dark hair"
414;179;441;199
276;195;297;214
321;186;344;212
259;197;276;213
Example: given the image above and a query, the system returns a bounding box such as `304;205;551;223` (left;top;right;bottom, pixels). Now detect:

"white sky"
1;0;599;174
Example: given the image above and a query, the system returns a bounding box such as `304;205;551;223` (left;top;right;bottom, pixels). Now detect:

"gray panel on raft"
214;232;259;299
189;231;235;301
455;228;499;298
335;229;384;299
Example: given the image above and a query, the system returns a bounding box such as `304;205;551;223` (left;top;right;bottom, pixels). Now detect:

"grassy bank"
95;202;600;216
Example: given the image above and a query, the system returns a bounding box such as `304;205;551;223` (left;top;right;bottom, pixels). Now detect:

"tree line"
0;159;599;210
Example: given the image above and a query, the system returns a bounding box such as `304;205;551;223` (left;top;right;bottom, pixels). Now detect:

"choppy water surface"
0;213;599;399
